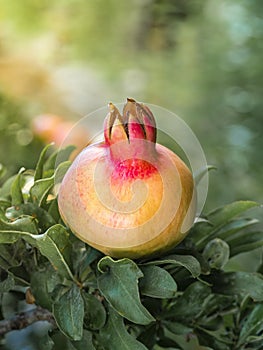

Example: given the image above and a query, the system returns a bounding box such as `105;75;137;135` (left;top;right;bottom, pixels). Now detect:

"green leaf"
213;272;263;302
163;327;214;350
0;224;74;281
82;292;106;330
0;229;35;245
0;200;6;210
34;143;54;181
207;201;259;227
69;330;96;350
48;197;61;222
165;282;211;321
54;160;72;184
196;201;260;249
31;267;62;311
0;207;6;220
195;326;233;349
200;293;236;320
0;163;6;180
0;273;15;293
188;219;213;244
30;176;54;205
44;145;75;172
163;321;193;335
0;245;19;269
0;215;38;234
238;304;263;346
53;283;84;341
35;224;74;280
137;324;157;349
8;264;30;286
74;245;101;287
11;168;25;206
30;161;71;206
44;223;72;267
81;245;102;267
153;346;181;350
227;231;263;256
142;254;201;278
99;307;148;350
139;266;177;299
38;334;55;350
6;202;56;231
97;257;155;325
216;218;259;241
51;330;95;350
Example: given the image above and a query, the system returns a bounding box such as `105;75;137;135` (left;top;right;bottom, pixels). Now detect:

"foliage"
0;145;262;350
1;0;263;209
0;92;43;178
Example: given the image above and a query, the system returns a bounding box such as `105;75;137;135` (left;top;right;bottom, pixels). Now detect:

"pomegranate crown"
104;98;157;146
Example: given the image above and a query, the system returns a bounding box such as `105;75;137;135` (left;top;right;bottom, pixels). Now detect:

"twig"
0;306;56;337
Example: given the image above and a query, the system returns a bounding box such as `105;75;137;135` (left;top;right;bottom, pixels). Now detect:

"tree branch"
0;306;56;337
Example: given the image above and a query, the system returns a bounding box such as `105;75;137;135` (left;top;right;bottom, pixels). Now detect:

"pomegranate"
58;99;195;259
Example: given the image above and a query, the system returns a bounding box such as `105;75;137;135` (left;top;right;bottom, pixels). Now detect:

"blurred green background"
0;0;262;210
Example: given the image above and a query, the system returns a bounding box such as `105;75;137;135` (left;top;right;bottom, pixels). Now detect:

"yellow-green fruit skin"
58;143;195;259
58;99;195;259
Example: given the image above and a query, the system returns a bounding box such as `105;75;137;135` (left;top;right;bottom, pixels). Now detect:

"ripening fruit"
58;98;196;259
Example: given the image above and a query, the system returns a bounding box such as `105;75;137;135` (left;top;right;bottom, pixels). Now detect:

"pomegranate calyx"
104;98;156;145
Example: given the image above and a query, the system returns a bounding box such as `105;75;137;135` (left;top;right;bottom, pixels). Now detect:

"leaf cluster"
0;145;263;350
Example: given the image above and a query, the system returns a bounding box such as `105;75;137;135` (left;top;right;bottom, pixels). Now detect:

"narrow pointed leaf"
196;202;260;248
30;177;54;205
44;145;75;171
48;198;60;222
0;163;6;180
34;143;54;181
11;168;25;206
238;304;263;346
217;218;259;241
97;257;155;325
30;161;70;206
207;201;259;227
229;231;263;256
